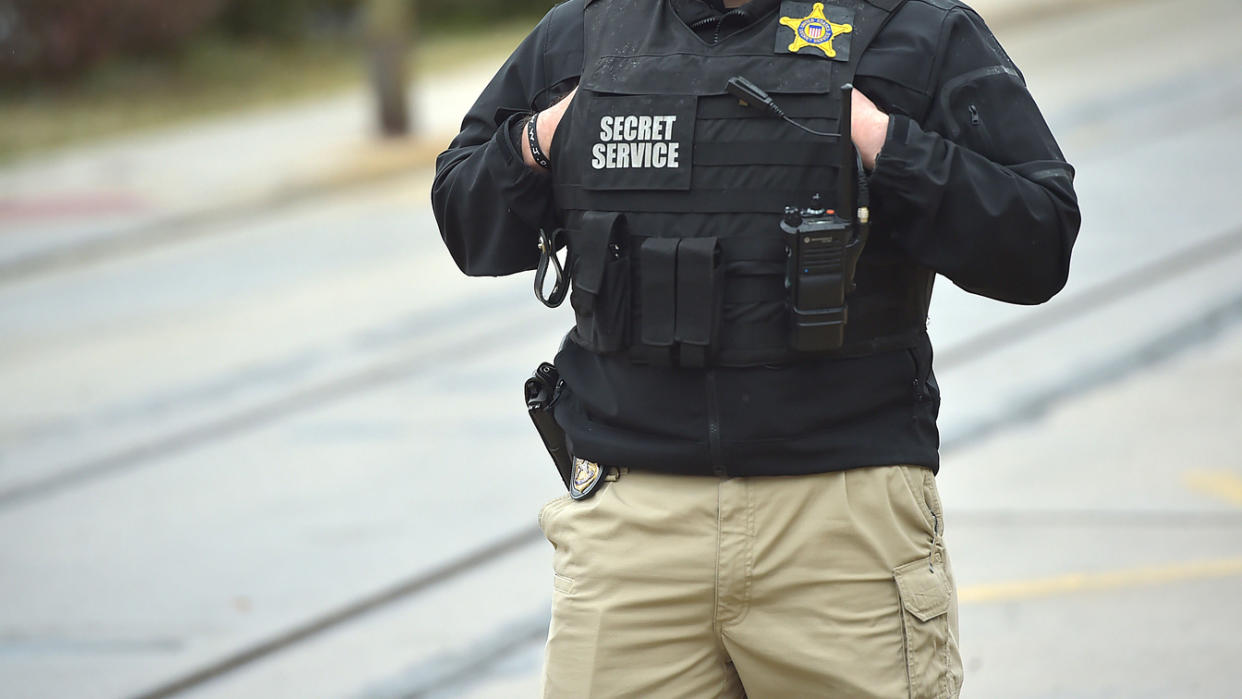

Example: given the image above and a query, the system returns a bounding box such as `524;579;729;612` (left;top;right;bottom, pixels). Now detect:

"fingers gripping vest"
551;0;929;368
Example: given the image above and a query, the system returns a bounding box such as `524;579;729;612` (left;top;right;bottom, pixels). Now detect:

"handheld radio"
727;77;871;352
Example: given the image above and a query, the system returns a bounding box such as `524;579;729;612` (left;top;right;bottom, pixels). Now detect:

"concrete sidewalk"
0;0;1111;280
0;66;485;278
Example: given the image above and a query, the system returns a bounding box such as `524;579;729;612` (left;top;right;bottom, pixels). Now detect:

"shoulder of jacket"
535;0;588;70
546;0;590;29
581;0;662;11
887;0;995;47
896;0;978;17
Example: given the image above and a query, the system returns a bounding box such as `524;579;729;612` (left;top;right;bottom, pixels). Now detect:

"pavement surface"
2;0;1241;697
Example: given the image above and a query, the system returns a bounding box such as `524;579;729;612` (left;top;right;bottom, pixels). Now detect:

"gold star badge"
779;2;853;59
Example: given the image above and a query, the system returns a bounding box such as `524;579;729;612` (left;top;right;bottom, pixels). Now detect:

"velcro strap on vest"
675;237;719;368
693;141;838;167
697;95;838;121
639;238;678;350
720;236;785;260
556;186;826;214
724;275;783;304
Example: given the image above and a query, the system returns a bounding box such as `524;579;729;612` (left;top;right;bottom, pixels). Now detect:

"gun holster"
524;362;572;490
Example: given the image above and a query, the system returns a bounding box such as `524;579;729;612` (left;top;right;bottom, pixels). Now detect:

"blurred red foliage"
0;0;227;81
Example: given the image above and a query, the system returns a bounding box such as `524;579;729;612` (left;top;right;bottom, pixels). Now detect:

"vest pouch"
568;212;631;353
674;237;722;368
634;236;722;368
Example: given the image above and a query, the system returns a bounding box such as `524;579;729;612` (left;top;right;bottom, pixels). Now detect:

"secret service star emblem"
570;458;603;499
779;2;853;59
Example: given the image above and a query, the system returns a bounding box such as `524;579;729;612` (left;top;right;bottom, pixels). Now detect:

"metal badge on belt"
776;1;856;61
570;457;605;500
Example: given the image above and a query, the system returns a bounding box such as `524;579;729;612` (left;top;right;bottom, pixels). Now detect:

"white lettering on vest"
651;142;667;168
629;141;645;167
622;115;638;141
637;116;652;141
592;114;681;170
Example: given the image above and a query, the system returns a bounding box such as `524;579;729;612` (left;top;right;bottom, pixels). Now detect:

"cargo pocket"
893;557;959;699
568;212;631;353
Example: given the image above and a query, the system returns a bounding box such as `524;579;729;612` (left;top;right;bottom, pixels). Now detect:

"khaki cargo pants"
537;465;962;698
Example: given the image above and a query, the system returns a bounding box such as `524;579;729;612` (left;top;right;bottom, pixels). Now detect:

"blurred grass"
0;21;533;163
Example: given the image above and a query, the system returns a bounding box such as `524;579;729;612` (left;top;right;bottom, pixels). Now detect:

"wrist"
525;112;552;172
536;109;558;156
519;114;545;172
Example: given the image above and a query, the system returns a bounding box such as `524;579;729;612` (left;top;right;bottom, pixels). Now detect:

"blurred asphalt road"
0;0;1119;281
2;0;1241;697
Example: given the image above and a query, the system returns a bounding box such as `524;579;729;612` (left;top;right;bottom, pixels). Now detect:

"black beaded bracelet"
526;111;552;170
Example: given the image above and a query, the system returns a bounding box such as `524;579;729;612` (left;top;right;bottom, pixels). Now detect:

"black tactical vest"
551;0;931;368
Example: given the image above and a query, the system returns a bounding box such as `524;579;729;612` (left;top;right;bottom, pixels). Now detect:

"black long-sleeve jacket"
432;0;1080;476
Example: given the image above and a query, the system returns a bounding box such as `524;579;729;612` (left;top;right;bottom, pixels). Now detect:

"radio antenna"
838;83;856;222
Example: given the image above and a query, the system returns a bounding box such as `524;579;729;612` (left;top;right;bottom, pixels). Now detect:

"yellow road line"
959;557;1242;604
1183;469;1242;506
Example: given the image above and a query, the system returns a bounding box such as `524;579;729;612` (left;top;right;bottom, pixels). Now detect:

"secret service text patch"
580;94;696;190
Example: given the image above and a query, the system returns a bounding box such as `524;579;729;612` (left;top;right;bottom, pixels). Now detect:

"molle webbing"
556;0;922;367
568;230;925;366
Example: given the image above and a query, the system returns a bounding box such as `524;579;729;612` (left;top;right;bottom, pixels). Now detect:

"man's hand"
523;87;579;172
851;88;889;171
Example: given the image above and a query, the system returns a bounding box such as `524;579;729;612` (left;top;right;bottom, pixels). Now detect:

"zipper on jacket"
689;15;721;43
966;103;997;153
689;8;750;44
689;16;717;30
705;370;727;477
908;347;929;404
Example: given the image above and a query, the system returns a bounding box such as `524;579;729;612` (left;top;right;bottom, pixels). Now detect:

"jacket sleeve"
867;7;1081;305
430;2;583;277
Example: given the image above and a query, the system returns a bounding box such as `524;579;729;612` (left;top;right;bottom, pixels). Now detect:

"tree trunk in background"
365;0;412;137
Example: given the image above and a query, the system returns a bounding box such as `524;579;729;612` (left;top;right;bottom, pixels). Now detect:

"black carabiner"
534;228;569;308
